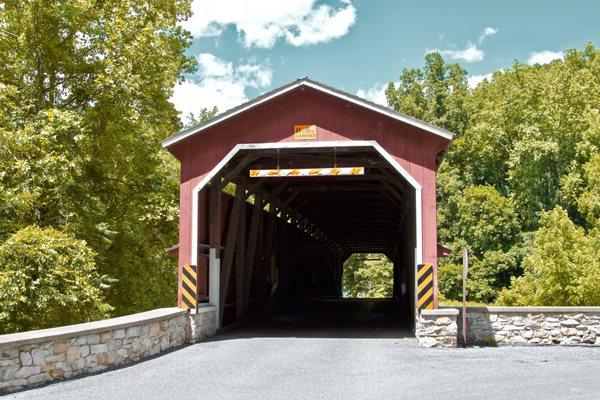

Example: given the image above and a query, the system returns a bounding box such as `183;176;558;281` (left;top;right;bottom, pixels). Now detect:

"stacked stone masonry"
187;308;217;342
460;307;600;346
416;309;459;348
0;306;217;393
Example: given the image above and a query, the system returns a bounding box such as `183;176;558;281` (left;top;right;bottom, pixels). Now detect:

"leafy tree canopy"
498;207;600;306
387;43;600;305
343;254;393;298
0;226;112;333
184;106;219;128
0;0;195;323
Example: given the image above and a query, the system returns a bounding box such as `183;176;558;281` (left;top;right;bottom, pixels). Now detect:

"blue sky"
171;0;600;120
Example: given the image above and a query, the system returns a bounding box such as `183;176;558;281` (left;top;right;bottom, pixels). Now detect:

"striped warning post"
249;167;364;178
180;264;197;309
417;263;434;311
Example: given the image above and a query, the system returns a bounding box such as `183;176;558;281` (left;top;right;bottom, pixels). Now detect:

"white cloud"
441;43;485;63
467;73;493;89
197;53;233;77
527;50;564;65
356;83;388;106
171;53;273;122
478;26;498;44
171;80;243;120
182;0;357;48
236;63;272;87
435;26;497;63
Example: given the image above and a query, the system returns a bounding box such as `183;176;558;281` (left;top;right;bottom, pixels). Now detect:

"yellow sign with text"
294;125;317;140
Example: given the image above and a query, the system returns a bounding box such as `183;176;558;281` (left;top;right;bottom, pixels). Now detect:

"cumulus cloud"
527;50;564;65
356;83;388;106
197;53;233;77
182;0;357;48
171;53;273;122
467;73;493;89
441;44;485;63
435;26;497;63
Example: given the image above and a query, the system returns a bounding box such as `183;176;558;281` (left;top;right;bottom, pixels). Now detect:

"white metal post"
209;248;221;328
462;248;469;347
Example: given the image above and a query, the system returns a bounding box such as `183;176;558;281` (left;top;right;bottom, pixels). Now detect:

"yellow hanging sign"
294;125;317;140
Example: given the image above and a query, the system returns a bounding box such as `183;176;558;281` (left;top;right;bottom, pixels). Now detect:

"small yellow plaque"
294;125;317;140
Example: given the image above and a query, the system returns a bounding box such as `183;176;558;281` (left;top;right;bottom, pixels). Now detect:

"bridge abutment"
0;307;217;394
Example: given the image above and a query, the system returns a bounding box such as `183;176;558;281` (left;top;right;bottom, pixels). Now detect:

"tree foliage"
387;43;600;305
498;207;600;306
386;52;469;134
0;226;112;333
1;1;599;332
577;154;600;227
0;0;194;328
343;254;393;298
184;106;219;128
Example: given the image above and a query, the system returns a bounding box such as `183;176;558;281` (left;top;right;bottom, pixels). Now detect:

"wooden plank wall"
197;189;341;327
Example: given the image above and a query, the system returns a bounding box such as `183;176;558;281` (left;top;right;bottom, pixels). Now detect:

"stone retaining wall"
0;306;217;393
416;309;459;348
187;306;217;342
459;307;600;346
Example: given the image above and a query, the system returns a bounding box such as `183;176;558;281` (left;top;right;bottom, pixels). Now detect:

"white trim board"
191;141;423;322
162;78;454;149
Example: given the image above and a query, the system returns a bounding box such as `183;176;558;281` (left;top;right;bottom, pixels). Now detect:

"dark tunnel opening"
196;146;418;337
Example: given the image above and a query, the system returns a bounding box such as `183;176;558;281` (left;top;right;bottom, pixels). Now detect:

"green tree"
0;109;83;240
466;244;530;303
0;0;194;320
386;52;469;134
184;106;219;127
439;238;531;304
436;184;525;302
0;226;112;334
442;185;519;258
577;154;600;227
444;43;600;228
438;263;462;302
508;138;560;229
388;44;600;305
343;254;393;298
498;207;600;306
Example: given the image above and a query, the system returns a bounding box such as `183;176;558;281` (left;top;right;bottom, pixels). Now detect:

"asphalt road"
5;300;600;400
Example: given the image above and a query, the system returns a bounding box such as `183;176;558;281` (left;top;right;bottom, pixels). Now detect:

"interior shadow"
208;298;414;341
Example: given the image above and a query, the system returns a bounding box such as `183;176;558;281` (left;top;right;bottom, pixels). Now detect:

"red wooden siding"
172;87;449;274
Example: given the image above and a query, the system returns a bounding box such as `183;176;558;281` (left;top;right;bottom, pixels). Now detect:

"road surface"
6;300;600;400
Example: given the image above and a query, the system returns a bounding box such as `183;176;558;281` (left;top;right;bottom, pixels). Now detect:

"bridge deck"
215;298;414;340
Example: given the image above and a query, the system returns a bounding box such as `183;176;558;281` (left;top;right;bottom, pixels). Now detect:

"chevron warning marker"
180;264;197;309
417;263;434;311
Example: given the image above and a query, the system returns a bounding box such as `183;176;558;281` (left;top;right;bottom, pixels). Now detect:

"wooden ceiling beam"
220;153;262;188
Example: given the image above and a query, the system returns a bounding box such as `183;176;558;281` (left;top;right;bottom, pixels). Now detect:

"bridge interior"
197;145;418;332
217;298;413;339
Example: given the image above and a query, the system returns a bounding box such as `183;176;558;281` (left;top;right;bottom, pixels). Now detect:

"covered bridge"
162;78;453;331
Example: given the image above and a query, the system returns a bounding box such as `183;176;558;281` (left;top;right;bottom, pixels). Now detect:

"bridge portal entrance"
162;78;453;335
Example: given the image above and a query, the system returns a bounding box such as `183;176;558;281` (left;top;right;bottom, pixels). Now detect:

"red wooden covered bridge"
162;78;453;331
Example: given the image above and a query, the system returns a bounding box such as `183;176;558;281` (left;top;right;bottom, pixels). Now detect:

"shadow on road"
209;298;415;341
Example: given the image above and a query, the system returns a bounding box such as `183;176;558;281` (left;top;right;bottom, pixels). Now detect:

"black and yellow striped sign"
417;263;434;310
180;264;197;309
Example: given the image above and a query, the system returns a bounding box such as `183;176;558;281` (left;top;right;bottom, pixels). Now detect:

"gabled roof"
162;77;455;149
